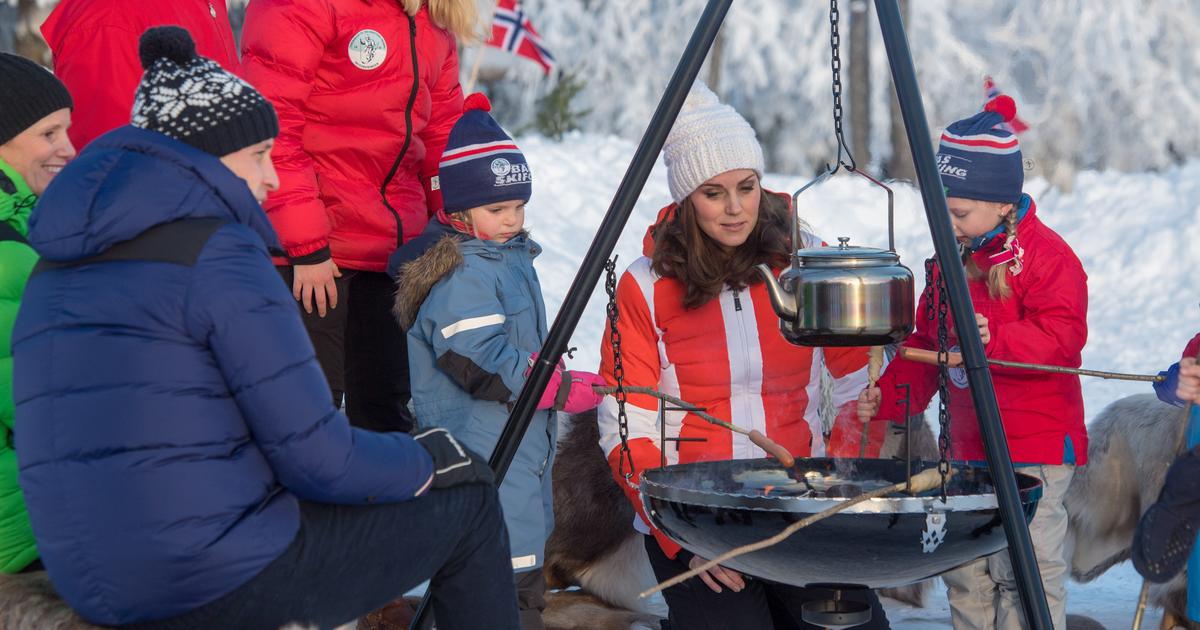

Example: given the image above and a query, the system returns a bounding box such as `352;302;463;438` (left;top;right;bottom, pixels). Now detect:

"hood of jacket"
27;125;280;262
393;231;539;330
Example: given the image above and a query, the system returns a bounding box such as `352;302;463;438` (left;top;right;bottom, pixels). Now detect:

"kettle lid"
795;236;901;268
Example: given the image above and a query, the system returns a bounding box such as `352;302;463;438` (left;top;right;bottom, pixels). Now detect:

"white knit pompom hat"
662;82;766;203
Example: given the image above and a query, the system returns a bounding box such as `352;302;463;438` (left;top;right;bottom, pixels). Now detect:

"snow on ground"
517;131;1197;627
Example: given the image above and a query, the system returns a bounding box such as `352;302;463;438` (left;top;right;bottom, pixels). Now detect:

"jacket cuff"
288;246;332;266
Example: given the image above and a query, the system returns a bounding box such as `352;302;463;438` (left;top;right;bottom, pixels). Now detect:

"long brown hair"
651;189;795;309
402;0;483;42
964;209;1019;300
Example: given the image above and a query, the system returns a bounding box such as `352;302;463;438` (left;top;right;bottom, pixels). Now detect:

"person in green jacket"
0;52;75;574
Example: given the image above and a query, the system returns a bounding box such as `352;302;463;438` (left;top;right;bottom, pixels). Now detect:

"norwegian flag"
488;0;556;75
984;76;1029;135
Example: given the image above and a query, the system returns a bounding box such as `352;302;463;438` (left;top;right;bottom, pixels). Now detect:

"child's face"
467;199;526;243
947;197;1013;245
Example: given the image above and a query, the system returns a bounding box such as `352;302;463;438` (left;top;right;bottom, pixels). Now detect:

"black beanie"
132;26;278;156
0;53;73;146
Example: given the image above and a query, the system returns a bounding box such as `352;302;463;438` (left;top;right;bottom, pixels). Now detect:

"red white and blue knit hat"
936;95;1023;204
438;93;531;214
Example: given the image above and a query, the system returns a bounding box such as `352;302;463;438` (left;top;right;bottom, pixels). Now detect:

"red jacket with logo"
41;0;241;151
874;197;1089;465
240;0;463;270
598;202;873;557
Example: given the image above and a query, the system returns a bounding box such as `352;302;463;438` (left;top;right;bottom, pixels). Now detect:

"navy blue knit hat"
438;94;531;214
936;96;1023;204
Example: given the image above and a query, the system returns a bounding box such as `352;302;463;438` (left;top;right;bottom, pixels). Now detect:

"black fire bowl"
641;457;1043;589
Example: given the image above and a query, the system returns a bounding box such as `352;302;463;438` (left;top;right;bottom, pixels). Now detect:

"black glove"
413;427;494;493
1132;448;1200;582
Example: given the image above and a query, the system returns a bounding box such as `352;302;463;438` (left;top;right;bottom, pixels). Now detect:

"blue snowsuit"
404;232;556;572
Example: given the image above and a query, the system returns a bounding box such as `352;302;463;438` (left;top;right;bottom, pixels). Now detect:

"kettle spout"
755;264;797;322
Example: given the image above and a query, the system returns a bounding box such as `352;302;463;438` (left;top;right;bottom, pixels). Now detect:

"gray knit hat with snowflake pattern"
132;26;277;156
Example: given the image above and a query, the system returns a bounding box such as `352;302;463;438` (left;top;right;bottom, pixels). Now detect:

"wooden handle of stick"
638;467;952;599
749;430;795;468
899;346;964;368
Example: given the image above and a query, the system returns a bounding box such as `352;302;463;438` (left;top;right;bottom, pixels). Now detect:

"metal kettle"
756;168;914;347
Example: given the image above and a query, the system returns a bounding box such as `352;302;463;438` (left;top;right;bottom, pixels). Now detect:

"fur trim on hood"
393;235;464;330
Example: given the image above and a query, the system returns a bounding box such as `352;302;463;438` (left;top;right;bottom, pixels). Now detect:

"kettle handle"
790;166;896;253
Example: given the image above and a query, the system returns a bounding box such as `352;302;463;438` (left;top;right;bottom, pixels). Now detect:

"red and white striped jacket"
598;203;873;558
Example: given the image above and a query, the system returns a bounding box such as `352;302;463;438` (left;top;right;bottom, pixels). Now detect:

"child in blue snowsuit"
394;94;605;630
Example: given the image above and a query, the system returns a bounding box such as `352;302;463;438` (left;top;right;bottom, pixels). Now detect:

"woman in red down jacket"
240;0;478;432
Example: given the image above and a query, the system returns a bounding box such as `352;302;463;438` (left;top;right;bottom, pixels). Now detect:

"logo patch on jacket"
349;29;387;70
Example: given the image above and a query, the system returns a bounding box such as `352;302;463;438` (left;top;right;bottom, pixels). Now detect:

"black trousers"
278;267;413;433
645;536;891;630
124;484;520;630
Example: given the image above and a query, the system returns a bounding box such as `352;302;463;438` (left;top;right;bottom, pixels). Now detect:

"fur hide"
392;235;463;330
1066;393;1198;629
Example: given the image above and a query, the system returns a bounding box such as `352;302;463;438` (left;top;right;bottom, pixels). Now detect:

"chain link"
605;257;635;482
828;0;857;172
925;257;953;501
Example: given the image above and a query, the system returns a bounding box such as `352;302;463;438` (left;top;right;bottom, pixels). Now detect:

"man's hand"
292;259;342;317
413;428;494;494
688;555;745;594
1177;358;1200;405
857;387;881;422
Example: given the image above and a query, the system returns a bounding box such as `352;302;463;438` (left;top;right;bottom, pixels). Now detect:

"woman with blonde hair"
240;0;482;433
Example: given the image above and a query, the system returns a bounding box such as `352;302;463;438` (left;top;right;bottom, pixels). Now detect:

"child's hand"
1177;358;1200;405
975;313;991;345
857;387;881;421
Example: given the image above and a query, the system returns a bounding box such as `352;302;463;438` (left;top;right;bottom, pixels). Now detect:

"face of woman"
687;169;761;251
947;197;1013;246
219;139;280;204
0;108;75;196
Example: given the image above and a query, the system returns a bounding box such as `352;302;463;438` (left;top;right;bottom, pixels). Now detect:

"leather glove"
412;427;494;494
1132;446;1200;582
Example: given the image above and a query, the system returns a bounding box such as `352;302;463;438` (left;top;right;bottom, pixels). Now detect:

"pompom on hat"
936;95;1024;204
662;82;765;203
132;26;278;156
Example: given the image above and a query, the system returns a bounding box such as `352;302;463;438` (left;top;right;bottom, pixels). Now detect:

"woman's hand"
1177;358;1200;405
688;554;745;593
857;387;881;422
975;313;991;345
292;259;342;317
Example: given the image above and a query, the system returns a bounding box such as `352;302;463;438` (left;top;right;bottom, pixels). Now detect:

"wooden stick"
1131;579;1150;630
898;347;1164;382
593;385;795;468
464;45;485;93
638;467;950;599
868;346;885;387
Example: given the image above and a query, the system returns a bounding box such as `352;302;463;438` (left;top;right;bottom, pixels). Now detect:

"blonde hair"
964;209;1019;300
402;0;485;43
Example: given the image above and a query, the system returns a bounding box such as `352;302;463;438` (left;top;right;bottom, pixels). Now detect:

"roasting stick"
898;347;1164;383
638;467;952;599
593;386;796;467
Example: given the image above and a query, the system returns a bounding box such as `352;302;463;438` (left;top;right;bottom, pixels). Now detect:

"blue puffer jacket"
12;126;434;626
402;232;555;572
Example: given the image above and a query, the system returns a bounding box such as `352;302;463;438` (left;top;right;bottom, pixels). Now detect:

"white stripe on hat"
440;139;519;163
940;130;1020;155
439;147;522;168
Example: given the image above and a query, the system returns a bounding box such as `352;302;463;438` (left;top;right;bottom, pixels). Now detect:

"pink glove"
535;369;605;413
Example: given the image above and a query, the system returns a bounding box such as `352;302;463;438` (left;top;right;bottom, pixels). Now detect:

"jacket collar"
0;159;35;238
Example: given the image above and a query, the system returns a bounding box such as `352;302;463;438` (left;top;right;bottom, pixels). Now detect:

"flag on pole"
984;76;1028;135
488;0;556;75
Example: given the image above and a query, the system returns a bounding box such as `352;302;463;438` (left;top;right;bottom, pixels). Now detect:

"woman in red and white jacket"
597;83;888;630
240;0;477;432
858;96;1088;630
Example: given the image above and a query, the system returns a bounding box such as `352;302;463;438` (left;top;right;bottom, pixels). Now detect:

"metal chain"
928;257;953;501
605;257;635;483
828;0;857;172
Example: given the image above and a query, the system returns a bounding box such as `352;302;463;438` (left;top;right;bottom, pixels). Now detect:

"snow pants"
943;464;1074;630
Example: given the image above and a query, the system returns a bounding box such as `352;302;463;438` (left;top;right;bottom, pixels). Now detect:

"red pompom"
464;92;492;113
984;95;1017;123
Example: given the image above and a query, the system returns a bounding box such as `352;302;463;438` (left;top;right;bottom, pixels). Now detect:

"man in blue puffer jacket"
11;27;518;629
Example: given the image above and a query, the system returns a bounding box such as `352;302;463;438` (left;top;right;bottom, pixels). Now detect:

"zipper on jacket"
733;290;743;311
380;13;421;248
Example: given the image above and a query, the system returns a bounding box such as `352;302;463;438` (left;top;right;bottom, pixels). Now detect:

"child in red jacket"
858;95;1088;630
